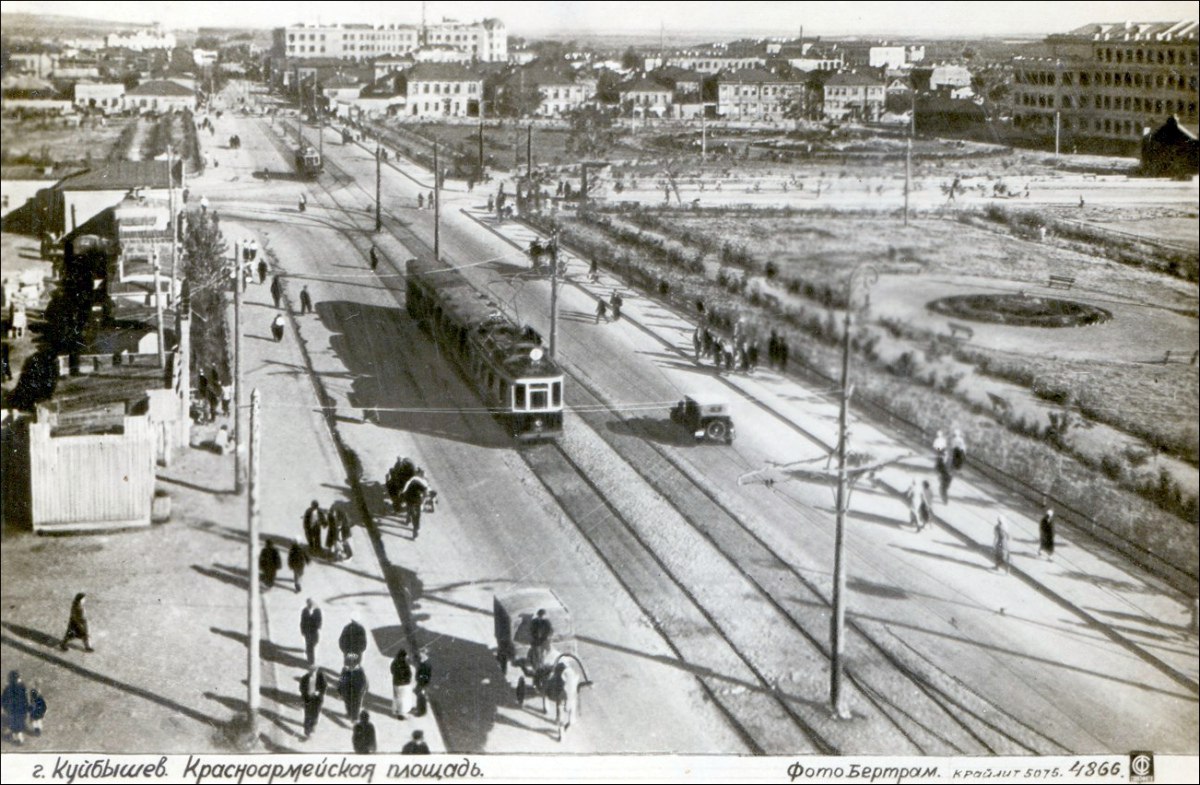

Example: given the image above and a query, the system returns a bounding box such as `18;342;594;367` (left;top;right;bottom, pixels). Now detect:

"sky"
4;0;1197;37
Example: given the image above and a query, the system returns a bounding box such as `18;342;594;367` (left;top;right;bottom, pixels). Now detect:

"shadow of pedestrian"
209;626;311;671
192;563;250;590
0;621;62;650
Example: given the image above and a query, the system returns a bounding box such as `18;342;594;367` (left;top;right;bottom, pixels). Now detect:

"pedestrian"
288;541;308;593
932;429;948;456
298;193;307;212
300;286;313;315
338;654;369;720
906;480;923;530
402;470;430;537
352;710;377;754
692;329;702;361
2;671;29;745
747;343;759;372
428;190;435;208
993;516;1012;573
337;509;354;560
594;299;608;323
588;258;599;282
257;259;268;285
529;609;553;671
417;193;424;210
200;196;209;214
301;598;323;666
271;276;284;309
610;291;623;321
950;428;967;472
1038;509;1055;560
302;501;322;551
391;649;415;718
325;511;342;559
369;245;379;271
339;616;368;662
778;339;789;371
402;729;430;754
271;314;285;342
486;195;494;213
414;650;432;717
300;668;326;740
920;481;934;526
220;383;232;418
27;683;46;737
259;540;282;589
59;592;93;653
937;455;953;504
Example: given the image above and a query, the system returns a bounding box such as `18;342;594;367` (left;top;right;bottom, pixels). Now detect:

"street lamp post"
829;263;878;719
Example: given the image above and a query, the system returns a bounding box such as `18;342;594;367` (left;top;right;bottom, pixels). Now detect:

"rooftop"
1058;20;1198;42
58;161;182;192
407;62;480;82
126;79;194;97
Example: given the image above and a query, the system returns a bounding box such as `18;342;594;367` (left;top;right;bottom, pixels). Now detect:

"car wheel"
705;420;728;441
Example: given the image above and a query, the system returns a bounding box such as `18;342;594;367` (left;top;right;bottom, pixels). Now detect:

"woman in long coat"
2;671;28;744
391;649;415;718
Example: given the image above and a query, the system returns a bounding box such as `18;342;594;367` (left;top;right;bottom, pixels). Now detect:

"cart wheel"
516;677;527;706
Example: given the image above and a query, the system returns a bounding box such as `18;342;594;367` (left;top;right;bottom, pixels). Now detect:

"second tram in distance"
406;256;564;440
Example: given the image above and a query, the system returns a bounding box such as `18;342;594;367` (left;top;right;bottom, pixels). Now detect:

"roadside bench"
1047;274;1076;290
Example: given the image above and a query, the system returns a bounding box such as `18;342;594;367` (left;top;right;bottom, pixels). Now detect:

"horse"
539;654;591;742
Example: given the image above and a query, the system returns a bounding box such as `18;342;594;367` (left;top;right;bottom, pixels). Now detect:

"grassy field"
1;115;135;165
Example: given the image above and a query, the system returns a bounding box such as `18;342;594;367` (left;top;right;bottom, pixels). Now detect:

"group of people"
692;327;762;375
194;366;232;425
2;671;47;745
385;458;434;537
297;607;432;754
302;500;355;562
414;191;435;210
594;291;624;323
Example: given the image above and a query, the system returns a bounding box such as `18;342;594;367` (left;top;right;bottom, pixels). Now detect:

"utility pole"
375;145;382;232
1054;110;1061;162
549;231;560;358
153;251;165;367
477;99;485;181
433;142;440;259
247;387;262;740
526;124;533;179
904;136;911;227
233;245;244;494
167;144;178;319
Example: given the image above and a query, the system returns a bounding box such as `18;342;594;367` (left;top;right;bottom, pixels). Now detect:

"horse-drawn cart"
494;587;593;741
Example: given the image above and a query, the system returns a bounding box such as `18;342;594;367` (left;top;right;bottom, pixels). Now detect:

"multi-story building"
274;18;506;63
665;43;767;74
402;63;482;118
619;77;673;116
105;27;177;52
510;65;596;117
1012;20;1198;148
125;80;197;114
717;68;805;120
823;71;886;122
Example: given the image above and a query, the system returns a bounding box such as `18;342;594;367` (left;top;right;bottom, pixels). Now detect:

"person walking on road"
338;654;369;720
59;592;93;653
270;276;284;309
288;541;308;593
1038;509;1056;560
402;729;430;754
993;516;1012;574
271;314;286;342
369;245;379;271
950;428;967;472
28;683;46;737
299;286;313;315
594;299;608;323
337;509;354;560
257;259;268;285
325;509;343;559
610;291;624;321
391;649;415;718
906;480;924;530
352;710;377;754
300;667;326;740
2;671;29;744
339;617;368;663
303;501;323;552
402;470;430;537
414;650;432;717
300;598;323;666
259;541;282;589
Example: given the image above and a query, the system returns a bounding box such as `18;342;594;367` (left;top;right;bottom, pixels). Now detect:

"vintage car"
670;394;735;444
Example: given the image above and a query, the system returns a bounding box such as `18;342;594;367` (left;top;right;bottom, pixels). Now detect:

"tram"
295;145;322;179
406;257;564;440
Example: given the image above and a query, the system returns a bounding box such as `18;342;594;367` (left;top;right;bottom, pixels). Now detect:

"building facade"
74;82;126;113
276;18;506;62
717;69;805;120
403;63;482;117
1012;20;1199;147
823;72;886;121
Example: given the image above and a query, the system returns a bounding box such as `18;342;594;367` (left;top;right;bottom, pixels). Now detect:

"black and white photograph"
0;0;1196;779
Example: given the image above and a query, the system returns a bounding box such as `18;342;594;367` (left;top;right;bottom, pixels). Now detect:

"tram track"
250;116;1126;754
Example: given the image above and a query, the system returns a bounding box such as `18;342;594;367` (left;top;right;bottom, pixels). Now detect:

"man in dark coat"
325;513;342;560
270;276;284;309
369;245;379;271
300;286;313;315
300;598;323;665
414;651;432;717
529;609;553;671
287;541;309;593
338;654;368;720
352;710;377;754
1038;508;1056;560
299;667;326;739
303;501;322;552
59;592;93;652
401;729;430;754
259;541;282;589
402;470;430;536
339;617;368;661
257;259;268;284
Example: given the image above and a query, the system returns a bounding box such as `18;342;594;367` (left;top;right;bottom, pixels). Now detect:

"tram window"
552;381;562;407
530;385;549;410
514;383;526;409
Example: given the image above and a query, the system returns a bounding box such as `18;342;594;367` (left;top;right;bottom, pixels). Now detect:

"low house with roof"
650;65;704;101
716;68;805;121
34;160;183;237
929;64;974;99
73;81;126;114
823;71;886;122
511;64;597;117
1;76;74;116
124;79;196;113
350;73;408;117
619;77;673;117
401;63;482;118
372;54;415;81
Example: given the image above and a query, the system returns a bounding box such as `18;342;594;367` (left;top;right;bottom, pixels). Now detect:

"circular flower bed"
927;293;1112;328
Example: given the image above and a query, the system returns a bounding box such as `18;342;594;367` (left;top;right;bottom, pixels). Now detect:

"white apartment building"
105;28;177;52
276;18;506;62
404;63;482;118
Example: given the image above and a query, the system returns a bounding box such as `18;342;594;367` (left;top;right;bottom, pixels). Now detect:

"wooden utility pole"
153;251;165;367
375;145;382;232
233;246;244;494
167;145;177;314
549;231;560;358
247;388;262;738
526;124;533;179
830;304;852;720
477;100;485;180
433;142;440;259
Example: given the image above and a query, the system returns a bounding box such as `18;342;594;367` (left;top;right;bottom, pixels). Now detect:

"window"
514;383;526;409
530;385;549;410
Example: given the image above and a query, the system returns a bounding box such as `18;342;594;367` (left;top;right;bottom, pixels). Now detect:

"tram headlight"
534;418;544;430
